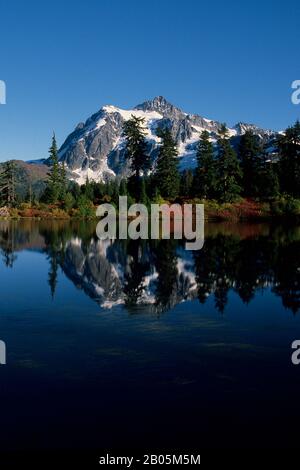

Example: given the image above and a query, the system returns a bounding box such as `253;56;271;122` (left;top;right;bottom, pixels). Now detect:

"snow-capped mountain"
58;96;278;184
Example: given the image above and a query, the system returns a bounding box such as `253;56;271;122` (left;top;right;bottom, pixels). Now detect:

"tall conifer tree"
194;130;216;199
59;161;68;201
0;160;17;207
47;133;60;203
277;120;300;197
257;149;279;199
123;115;150;200
238;130;262;197
154;128;180;199
215;124;242;202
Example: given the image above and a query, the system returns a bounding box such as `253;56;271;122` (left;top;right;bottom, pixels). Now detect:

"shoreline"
0;198;299;222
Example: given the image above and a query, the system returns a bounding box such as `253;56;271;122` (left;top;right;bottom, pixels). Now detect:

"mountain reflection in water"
0;219;299;315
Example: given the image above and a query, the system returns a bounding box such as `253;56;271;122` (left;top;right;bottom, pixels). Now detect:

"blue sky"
0;0;299;161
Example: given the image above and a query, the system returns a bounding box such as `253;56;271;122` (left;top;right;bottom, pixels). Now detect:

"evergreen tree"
84;176;94;201
152;185;161;202
103;179;113;200
119;179;128;196
180;169;194;198
277;120;300;197
140;177;150;206
77;194;94;218
123;115;150;200
63;192;75;211
59;161;68;201
25;181;33;206
257;148;280;199
238;130;262;198
47;133;61;203
154;128;180;199
111;179;120;206
0;160;17;207
92;181;106;201
215;124;242;202
69;181;81;202
194;130;216;199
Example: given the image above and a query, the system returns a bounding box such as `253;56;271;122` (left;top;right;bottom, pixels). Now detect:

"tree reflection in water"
0;220;299;314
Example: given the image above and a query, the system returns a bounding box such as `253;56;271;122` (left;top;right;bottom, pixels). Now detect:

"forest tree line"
0;116;300;214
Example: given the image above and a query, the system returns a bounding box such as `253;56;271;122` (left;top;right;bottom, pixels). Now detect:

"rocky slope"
0;160;48;199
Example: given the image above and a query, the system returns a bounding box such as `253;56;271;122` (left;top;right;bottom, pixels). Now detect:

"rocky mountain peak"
135;95;184;119
55;97;278;185
234;122;275;138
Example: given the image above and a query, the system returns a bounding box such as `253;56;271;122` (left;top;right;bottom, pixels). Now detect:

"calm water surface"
0;220;300;450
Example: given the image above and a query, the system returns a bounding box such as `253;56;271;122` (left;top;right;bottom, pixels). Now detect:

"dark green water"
0;219;300;450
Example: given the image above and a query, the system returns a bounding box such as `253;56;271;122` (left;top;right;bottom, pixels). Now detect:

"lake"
0;219;300;450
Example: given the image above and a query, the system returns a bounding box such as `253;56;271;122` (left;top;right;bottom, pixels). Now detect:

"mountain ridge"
56;96;278;185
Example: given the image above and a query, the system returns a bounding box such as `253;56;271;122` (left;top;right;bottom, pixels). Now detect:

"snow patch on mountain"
57;96;278;184
71;163;115;186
